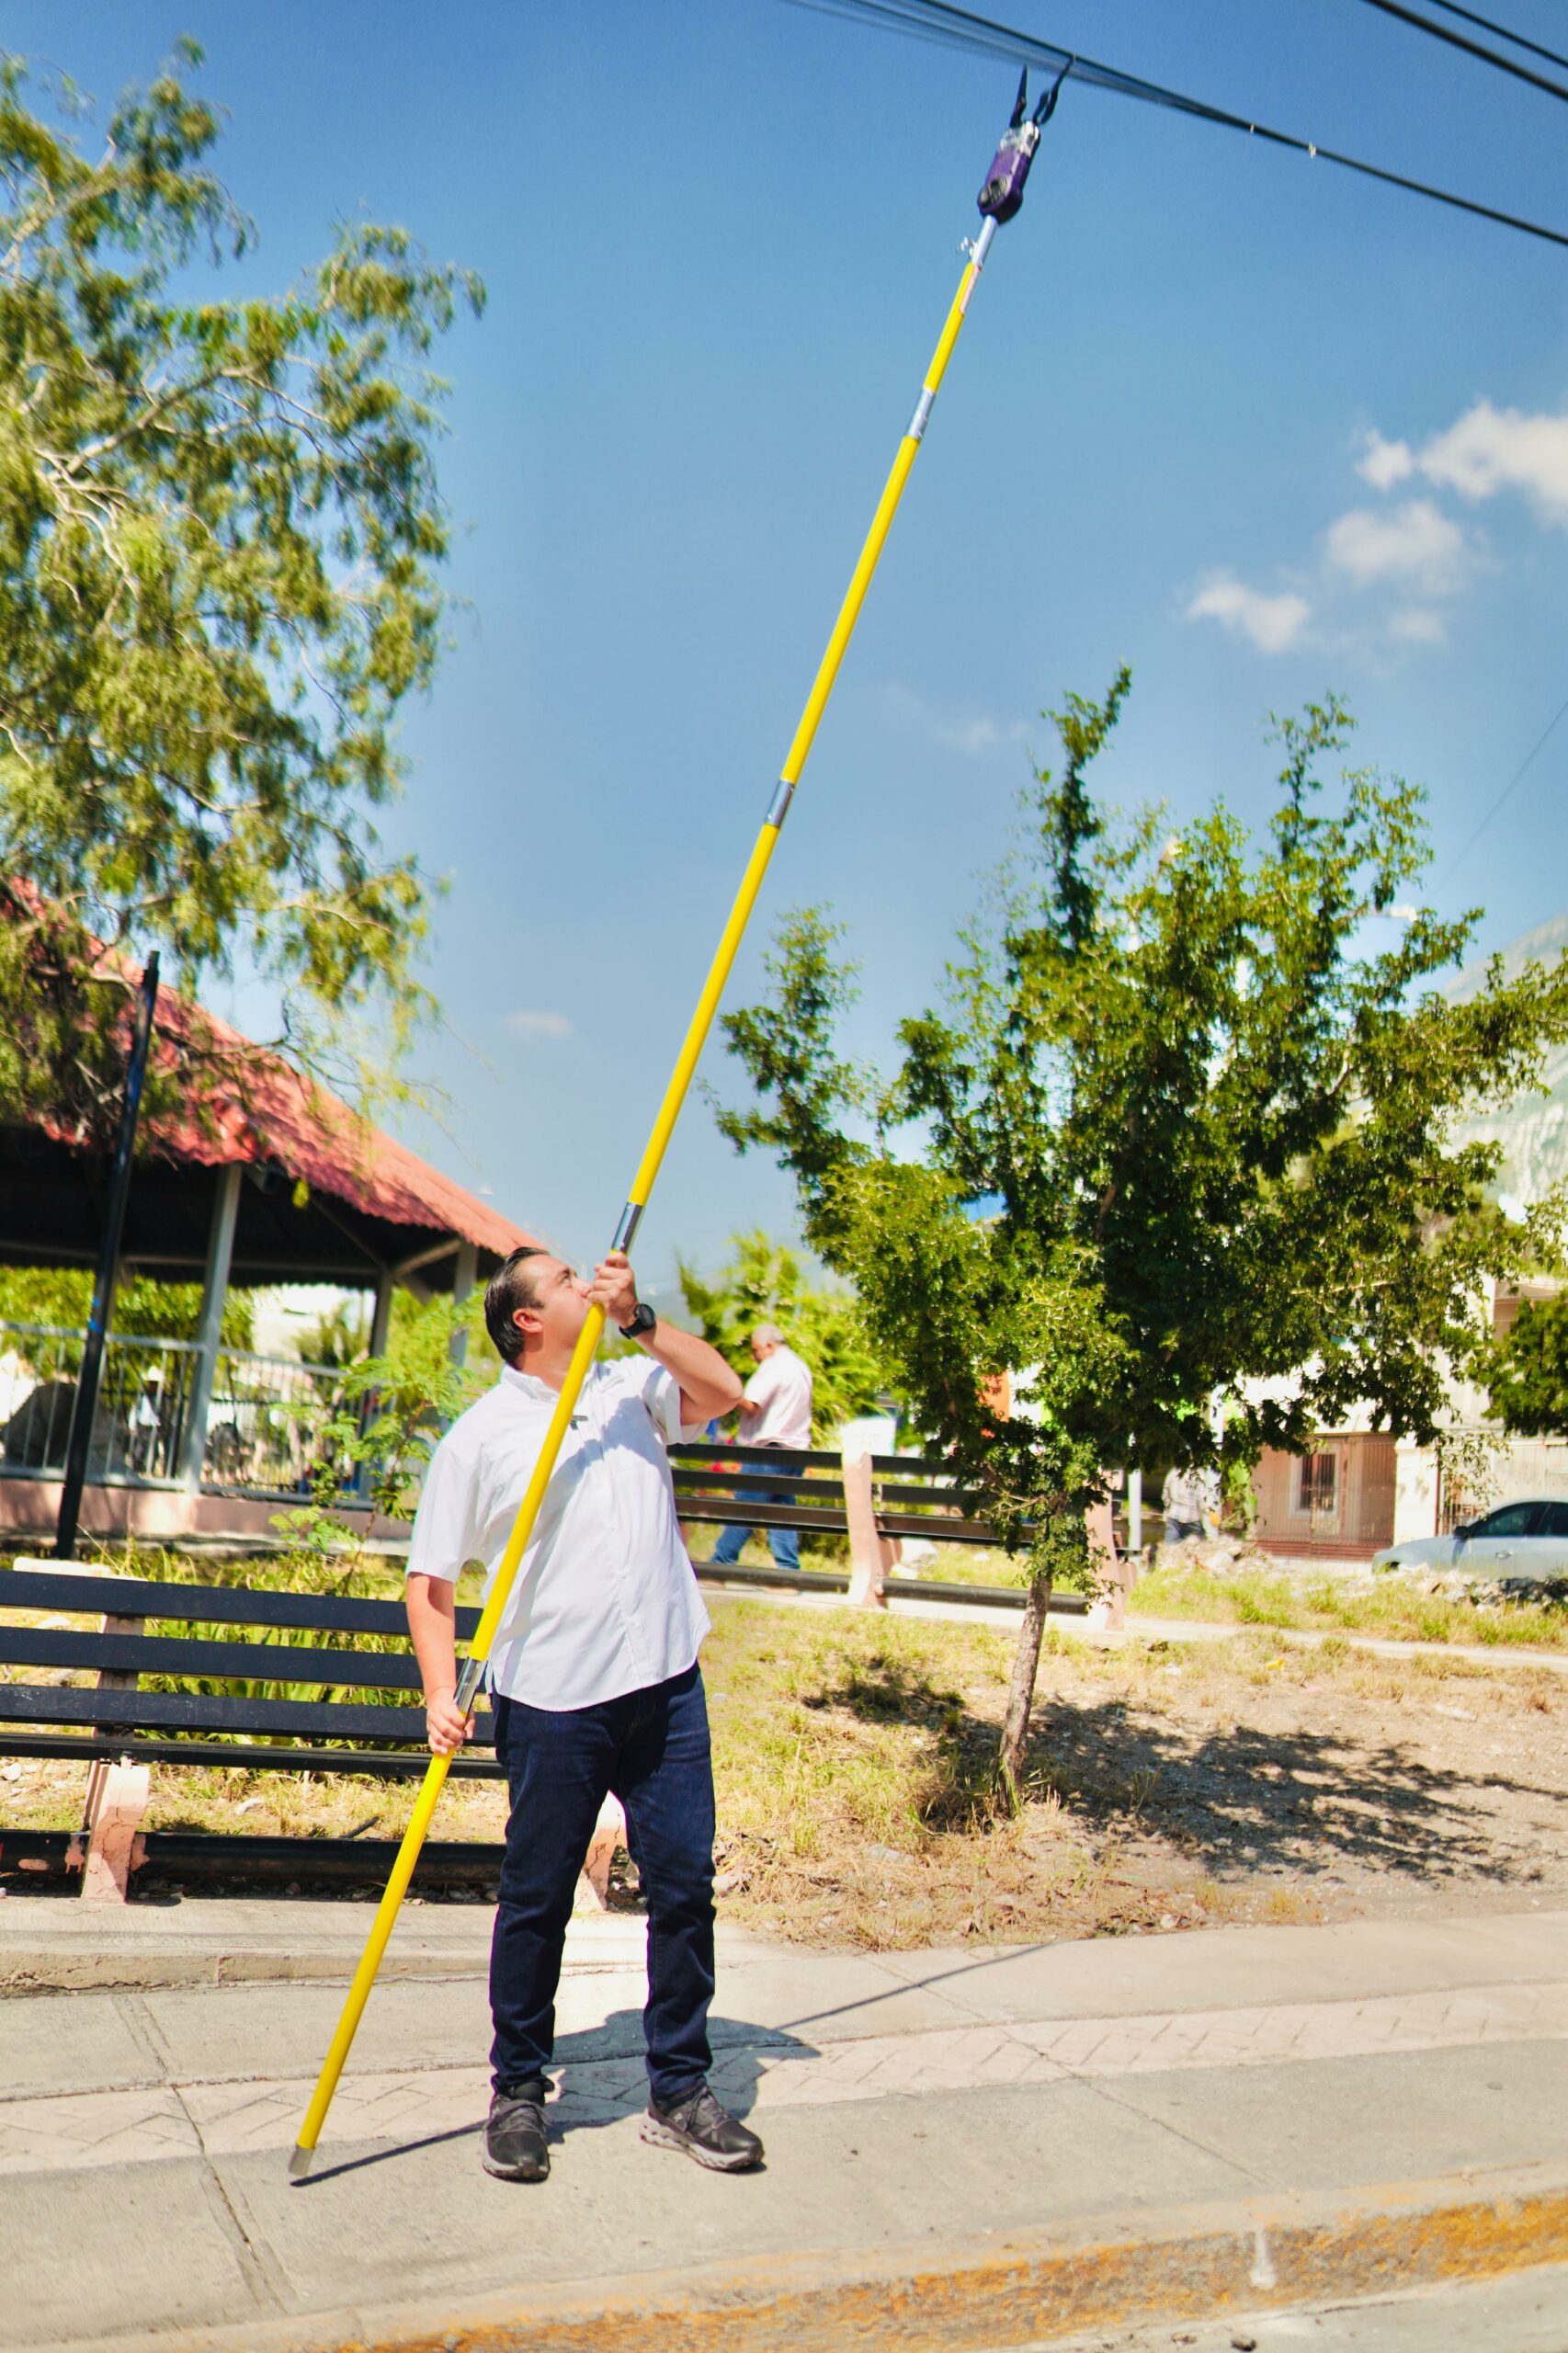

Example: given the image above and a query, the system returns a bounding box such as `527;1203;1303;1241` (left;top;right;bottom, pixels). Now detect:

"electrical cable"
1357;0;1568;103
1416;0;1568;74
1437;689;1568;889
782;0;1568;249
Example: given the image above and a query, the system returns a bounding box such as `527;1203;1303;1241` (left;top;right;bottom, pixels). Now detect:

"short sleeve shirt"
743;1346;813;1449
405;1356;710;1710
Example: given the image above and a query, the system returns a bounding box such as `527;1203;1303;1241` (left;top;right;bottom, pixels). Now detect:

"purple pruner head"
977;62;1068;225
977;122;1040;224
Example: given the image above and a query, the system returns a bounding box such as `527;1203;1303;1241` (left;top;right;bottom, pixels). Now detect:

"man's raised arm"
588;1252;743;1426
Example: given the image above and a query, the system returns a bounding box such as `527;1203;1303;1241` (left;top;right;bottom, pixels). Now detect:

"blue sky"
15;2;1568;1291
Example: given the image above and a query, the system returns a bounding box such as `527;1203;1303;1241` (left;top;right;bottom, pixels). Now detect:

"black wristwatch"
619;1301;657;1342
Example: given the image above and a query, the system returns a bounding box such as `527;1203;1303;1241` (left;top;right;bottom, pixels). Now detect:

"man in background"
710;1324;813;1574
1162;1462;1210;1547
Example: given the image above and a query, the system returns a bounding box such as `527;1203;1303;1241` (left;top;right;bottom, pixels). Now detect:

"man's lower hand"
426;1688;472;1755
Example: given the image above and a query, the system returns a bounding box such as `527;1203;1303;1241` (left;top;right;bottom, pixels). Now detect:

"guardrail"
672;1438;1136;1620
669;1439;997;1543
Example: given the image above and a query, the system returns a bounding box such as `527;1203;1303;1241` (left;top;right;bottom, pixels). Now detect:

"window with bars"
1296;1452;1336;1516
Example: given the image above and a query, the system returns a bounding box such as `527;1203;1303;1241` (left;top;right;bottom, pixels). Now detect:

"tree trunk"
996;1567;1052;1812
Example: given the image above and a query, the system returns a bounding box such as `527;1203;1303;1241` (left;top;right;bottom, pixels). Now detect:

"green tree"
1484;1295;1568;1437
289;1293;371;1371
0;47;483;1138
274;1292;480;1555
0;1264;251;1354
675;1228;893;1438
719;678;1568;1799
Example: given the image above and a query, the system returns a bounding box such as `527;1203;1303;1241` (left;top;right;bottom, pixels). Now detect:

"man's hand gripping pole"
288;70;1063;2180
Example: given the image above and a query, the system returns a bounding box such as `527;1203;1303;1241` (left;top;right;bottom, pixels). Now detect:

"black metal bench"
0;1565;501;1898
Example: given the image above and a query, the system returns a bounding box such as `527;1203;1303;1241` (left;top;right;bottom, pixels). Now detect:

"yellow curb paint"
192;2165;1568;2353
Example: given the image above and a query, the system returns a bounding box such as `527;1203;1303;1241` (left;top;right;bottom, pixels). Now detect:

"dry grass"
5;1552;1565;1946
1128;1560;1568;1649
699;1604;1568;1948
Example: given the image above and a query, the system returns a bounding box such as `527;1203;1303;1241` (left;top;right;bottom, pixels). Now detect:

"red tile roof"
140;983;540;1258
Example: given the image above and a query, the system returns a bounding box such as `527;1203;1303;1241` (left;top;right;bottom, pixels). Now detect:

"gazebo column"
367;1267;395;1361
449;1238;478;1367
179;1165;242;1493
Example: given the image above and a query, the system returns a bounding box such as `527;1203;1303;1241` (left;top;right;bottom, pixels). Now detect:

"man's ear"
510;1304;540;1344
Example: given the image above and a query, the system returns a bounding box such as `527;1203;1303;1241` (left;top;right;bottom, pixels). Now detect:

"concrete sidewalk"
3;1901;1567;2352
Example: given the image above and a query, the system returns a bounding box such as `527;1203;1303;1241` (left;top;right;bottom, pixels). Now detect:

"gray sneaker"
642;2083;764;2172
482;2085;550;2181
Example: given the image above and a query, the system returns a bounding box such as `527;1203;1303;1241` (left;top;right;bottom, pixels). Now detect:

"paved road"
1010;2264;1568;2350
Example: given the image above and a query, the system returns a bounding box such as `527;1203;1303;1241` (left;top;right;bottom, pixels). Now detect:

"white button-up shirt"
406;1356;710;1711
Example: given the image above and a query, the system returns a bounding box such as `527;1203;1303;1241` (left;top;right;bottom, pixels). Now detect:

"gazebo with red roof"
0;983;541;1540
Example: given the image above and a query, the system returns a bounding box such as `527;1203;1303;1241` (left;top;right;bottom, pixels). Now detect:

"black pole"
55;952;161;1561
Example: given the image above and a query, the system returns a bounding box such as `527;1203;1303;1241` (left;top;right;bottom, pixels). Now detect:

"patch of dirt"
711;1622;1568;1950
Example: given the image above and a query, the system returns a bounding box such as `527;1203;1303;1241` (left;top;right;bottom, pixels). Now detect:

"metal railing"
0;1323;358;1496
200;1347;360;1498
0;1322;199;1484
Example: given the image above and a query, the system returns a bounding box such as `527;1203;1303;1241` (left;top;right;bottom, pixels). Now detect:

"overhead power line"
1357;0;1568;102
782;0;1568;249
1438;690;1568;889
1417;0;1568;74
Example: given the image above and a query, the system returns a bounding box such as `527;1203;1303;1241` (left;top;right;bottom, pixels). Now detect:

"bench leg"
77;1759;151;1904
573;1791;625;1915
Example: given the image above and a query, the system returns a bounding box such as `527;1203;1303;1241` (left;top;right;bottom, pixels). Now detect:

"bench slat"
0;1627;424;1691
0;1683;492;1744
0;1731;504;1779
673;1470;848;1502
676;1502;854;1532
0;1569;483;1642
665;1443;844;1471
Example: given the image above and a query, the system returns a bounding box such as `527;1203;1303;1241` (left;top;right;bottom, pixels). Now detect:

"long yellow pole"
290;205;1008;2180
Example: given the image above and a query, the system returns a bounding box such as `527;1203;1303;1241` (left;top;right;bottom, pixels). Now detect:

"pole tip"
288;2144;314;2182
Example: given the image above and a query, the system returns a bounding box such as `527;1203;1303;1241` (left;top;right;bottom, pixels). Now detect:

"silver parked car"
1373;1495;1568;1575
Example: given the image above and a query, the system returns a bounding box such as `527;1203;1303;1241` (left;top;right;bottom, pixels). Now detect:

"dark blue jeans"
489;1662;716;2108
711;1452;803;1572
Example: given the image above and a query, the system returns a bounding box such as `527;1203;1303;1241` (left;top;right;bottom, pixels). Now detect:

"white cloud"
881;682;1027;756
1356;430;1415;491
1416;399;1568;525
1185;573;1311;654
1387;606;1448;646
1192;393;1566;666
505;1008;574;1040
934;714;1015;755
1324;499;1469;594
1387;904;1420;922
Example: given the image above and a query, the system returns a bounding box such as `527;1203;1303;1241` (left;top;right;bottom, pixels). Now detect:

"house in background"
1249;1276;1568;1564
1244;911;1568;1564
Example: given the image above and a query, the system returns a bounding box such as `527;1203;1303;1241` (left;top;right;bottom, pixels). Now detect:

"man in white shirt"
710;1324;814;1574
405;1245;761;2185
1162;1464;1210;1545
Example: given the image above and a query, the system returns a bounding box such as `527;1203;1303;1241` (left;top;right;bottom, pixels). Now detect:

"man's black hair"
484;1247;550;1363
